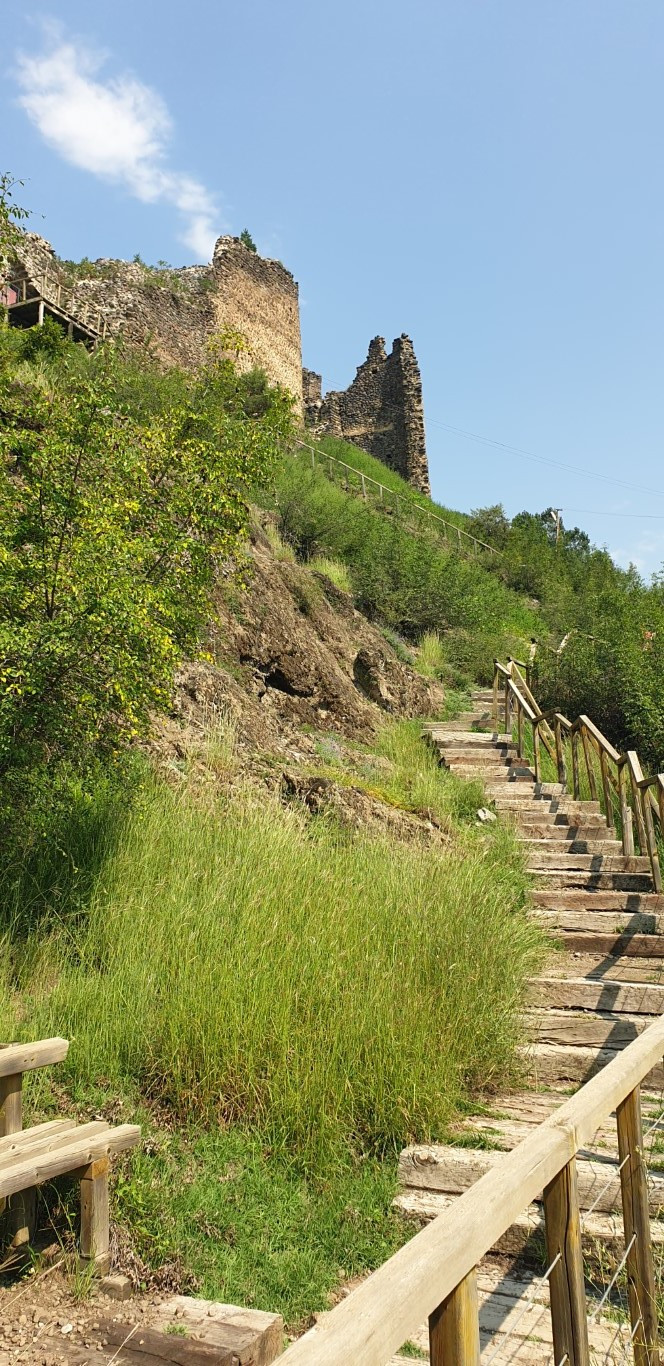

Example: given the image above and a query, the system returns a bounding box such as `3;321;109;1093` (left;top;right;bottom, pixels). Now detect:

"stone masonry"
303;336;430;495
9;233;304;411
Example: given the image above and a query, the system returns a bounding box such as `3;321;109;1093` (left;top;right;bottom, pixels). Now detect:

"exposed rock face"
159;514;444;767
304;336;430;495
9;232;303;410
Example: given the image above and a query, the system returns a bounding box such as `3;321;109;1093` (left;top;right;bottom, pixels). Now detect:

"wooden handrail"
493;660;664;888
277;1015;664;1364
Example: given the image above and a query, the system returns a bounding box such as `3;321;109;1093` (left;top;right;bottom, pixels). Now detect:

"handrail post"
619;762;635;856
642;790;662;893
504;681;510;738
554;716;567;786
532;719;541;784
628;754;649;855
616;1086;660;1366
599;750;614;833
571;731;580;800
517;702;524;760
429;1267;480;1366
580;728;598;801
543;1157;590;1366
492;663;499;732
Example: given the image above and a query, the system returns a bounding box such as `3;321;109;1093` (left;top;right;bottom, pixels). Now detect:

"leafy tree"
239;229;258;253
0;331;293;813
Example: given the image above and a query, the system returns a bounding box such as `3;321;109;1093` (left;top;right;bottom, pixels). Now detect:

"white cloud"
15;26;221;259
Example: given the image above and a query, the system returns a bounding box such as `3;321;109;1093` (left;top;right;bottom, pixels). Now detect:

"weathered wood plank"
0;1123;140;1198
0;1038;68;1077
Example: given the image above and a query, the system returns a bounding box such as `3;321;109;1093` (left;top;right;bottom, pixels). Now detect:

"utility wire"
562;507;664;520
431;419;664;501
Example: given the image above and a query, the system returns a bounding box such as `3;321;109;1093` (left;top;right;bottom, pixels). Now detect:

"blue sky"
4;2;664;575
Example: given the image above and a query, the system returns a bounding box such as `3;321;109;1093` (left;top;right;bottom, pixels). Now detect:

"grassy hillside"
1;719;541;1319
264;434;664;766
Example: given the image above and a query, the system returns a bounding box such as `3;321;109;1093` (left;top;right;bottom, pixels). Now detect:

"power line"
562;506;664;519
430;419;664;501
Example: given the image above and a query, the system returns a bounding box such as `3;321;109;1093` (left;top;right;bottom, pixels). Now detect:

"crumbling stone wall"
9;233;304;410
304;336;429;494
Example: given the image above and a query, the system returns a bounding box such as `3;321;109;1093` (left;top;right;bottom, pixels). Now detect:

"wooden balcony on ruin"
1;271;107;347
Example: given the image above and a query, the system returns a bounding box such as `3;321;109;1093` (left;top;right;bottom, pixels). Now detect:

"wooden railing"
276;1017;664;1364
2;269;108;339
493;658;664;893
294;438;500;560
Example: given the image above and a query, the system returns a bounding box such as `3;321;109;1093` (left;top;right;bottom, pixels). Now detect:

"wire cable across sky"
430;419;664;501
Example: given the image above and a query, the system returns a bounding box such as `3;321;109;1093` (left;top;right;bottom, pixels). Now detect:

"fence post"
492;664;499;732
429;1267;480;1366
599;751;614;832
619;763;635;855
504;683;510;738
554;716;567;786
580;729;598;801
641;789;663;893
628;754;649;856
532;721;541;784
517;705;524;759
571;731;581;800
616;1086;660;1366
543;1157;590;1366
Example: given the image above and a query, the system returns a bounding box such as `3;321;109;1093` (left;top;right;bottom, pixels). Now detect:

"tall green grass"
3;779;541;1173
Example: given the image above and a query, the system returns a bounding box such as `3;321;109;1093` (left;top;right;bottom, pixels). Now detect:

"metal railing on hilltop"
293;437;500;560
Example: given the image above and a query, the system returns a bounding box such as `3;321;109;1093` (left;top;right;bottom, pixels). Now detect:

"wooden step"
493;796;601;813
532;889;664;911
525;1040;664;1089
542;908;664;934
547;929;664;957
427;731;512;746
525;1006;651;1047
544;952;664;984
520;836;622;854
393;1188;664;1262
388;1262;635;1365
443;751;515;767
528;974;664;1013
527;851;651;872
487;783;568;798
398;1141;664;1214
532;869;653;890
512;821;610;838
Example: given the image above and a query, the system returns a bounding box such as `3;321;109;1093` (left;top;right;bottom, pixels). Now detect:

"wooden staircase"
392;687;664;1362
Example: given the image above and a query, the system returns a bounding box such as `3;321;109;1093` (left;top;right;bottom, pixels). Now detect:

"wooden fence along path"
277;667;664;1365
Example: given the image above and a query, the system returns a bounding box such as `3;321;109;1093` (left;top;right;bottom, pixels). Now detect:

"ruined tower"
303;335;429;495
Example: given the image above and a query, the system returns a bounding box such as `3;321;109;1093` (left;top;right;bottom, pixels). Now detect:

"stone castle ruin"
5;233;429;493
302;336;429;495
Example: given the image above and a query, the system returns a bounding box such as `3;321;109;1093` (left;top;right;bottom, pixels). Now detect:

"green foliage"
260;454;537;665
240;229;258;253
308;555;352;592
414;630;446;679
4;776;541;1171
114;1124;407;1328
0;173;30;265
0;329;292;817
